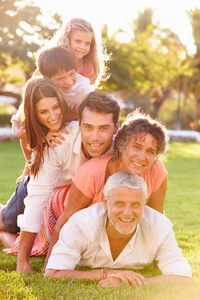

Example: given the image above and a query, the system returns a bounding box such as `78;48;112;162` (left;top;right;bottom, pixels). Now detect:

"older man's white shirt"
46;203;192;277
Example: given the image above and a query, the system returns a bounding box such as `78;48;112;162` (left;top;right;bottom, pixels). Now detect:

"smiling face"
80;108;119;159
103;186;146;236
51;69;77;94
69;30;93;59
119;132;158;176
36;97;63;131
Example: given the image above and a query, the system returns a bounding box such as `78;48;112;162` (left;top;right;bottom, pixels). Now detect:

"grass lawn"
0;141;200;299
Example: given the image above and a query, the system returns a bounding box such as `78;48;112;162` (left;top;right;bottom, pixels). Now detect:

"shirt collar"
99;214;141;263
73;131;82;155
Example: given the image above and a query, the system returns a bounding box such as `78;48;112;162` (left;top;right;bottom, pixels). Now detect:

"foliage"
186;8;200;119
129;7;154;34
0;113;12;126
0;0;62;84
0;141;199;299
158;93;195;130
193;119;200;131
0;3;199;126
187;8;200;53
102;9;193;120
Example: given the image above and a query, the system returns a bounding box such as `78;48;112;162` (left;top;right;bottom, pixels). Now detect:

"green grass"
0;141;26;203
0;141;200;299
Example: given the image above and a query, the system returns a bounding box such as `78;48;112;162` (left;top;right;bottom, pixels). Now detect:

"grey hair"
103;170;148;202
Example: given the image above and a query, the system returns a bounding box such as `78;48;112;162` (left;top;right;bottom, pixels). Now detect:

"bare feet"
0;232;18;248
16;166;30;184
17;260;33;273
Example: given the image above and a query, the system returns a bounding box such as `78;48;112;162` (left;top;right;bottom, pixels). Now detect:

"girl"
50;17;110;87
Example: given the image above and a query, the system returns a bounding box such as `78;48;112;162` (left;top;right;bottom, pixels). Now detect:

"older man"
45;170;192;287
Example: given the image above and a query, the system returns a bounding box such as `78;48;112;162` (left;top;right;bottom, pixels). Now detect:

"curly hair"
113;109;168;159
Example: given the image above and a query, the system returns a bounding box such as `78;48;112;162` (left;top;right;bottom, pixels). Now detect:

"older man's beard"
107;208;138;235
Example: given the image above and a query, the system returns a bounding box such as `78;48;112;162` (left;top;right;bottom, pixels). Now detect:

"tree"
0;0;62;101
187;8;200;121
103;9;192;121
128;7;154;35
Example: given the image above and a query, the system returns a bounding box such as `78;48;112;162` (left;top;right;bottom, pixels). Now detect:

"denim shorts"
1;175;30;233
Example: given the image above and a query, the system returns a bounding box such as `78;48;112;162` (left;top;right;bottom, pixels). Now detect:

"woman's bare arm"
147;177;168;213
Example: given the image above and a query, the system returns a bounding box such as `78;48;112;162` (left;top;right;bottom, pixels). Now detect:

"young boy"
12;45;93;183
36;45;93;121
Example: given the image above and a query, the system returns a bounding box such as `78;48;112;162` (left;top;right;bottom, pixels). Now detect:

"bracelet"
101;268;109;280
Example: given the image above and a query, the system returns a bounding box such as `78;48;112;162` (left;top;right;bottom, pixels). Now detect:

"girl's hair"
113;109;169;159
36;45;78;78
23;76;67;177
49;17;110;87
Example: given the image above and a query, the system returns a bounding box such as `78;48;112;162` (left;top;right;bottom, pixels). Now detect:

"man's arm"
98;272;192;288
45;268;147;287
44;182;92;270
45;268;102;280
17;231;37;273
45;266;191;288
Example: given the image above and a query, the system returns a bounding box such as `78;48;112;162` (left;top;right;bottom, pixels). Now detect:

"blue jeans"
1;175;30;233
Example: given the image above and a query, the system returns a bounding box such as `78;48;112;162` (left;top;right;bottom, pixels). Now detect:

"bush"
158;98;195;130
193;119;200;132
0;113;12;126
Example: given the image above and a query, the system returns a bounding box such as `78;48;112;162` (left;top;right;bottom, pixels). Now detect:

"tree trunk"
151;88;171;119
195;100;200;120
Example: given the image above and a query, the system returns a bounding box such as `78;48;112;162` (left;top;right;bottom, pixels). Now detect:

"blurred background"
1;0;200;132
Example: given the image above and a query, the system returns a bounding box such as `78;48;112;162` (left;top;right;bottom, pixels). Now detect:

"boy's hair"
79;91;120;126
36;45;78;78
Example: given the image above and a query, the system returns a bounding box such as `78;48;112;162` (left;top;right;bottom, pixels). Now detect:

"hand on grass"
98;270;147;288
